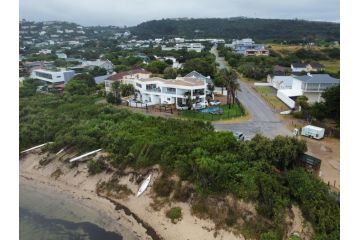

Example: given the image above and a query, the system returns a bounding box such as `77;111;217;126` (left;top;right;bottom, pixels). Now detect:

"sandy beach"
20;150;243;240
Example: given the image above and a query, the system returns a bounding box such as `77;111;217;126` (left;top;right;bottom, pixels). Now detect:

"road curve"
210;45;291;139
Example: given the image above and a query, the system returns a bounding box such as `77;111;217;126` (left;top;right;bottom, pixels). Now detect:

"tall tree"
321;85;340;124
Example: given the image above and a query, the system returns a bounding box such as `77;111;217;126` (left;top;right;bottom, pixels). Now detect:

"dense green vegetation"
131;18;339;41
64;73;97;95
179;104;245;122
19;94;339;239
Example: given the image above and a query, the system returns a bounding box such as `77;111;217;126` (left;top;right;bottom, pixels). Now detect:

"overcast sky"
19;0;340;26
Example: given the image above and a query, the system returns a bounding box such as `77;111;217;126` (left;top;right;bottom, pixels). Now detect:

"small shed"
298;153;321;175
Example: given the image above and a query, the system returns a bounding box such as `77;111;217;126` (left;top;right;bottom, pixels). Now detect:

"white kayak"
55;148;65;155
21;142;53;153
137;174;152;197
69;149;102;163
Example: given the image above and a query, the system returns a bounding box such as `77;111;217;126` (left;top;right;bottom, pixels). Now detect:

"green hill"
130;17;339;41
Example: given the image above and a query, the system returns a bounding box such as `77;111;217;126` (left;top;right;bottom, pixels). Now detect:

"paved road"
210;45;291;139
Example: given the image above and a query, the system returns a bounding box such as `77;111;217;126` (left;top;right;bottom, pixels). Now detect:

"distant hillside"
130;17;340;41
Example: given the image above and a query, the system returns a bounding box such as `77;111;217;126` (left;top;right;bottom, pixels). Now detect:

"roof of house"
274;65;290;72
184;70;213;85
293;74;340;84
291;63;308;68
81;59;113;68
310;63;325;69
94;74;113;84
138;77;205;87
106;68;151;81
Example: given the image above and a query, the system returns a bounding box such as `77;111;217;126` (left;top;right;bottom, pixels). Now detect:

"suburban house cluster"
225;38;269;56
105;69;213;109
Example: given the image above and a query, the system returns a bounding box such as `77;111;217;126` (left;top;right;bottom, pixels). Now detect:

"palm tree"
228;70;240;105
183;91;193;110
112;81;121;104
219;68;231;104
219;68;240;107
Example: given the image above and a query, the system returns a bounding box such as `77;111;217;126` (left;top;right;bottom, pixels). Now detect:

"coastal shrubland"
20;94;339;239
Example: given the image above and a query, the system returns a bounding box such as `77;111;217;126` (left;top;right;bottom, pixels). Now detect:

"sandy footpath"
20;150;243;240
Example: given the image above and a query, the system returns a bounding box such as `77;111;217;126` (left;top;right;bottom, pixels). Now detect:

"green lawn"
320;60;340;75
254;86;273;94
178;104;246;122
263;95;289;112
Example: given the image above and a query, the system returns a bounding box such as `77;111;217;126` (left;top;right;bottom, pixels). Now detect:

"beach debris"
21;142;53;154
69;149;102;163
137;174;152;197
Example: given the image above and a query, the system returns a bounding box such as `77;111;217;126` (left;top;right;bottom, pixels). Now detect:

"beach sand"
20;150;243;240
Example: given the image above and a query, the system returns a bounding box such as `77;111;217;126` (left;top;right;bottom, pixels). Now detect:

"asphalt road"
210;45;291;139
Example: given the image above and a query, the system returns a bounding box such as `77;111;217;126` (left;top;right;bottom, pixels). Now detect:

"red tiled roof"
106;68;151;81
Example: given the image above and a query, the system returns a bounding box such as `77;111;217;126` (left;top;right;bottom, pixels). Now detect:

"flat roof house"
134;77;207;109
30;68;75;84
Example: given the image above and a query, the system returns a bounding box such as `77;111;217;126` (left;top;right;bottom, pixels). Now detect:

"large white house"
275;73;340;108
30;68;75;84
133;77;207;109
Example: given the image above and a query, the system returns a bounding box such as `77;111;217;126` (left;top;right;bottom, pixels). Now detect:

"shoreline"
20;151;157;240
19;150;242;240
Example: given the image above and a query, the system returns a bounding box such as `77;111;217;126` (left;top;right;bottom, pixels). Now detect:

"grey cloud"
19;0;340;26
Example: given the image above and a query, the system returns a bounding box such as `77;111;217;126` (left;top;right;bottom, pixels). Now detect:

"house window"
136;83;142;88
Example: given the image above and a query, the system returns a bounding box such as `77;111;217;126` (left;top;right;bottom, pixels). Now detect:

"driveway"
210;45;291;139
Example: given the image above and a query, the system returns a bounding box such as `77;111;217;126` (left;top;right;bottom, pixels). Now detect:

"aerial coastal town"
19;16;340;240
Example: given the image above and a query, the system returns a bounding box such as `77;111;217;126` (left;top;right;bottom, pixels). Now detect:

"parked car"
210;100;221;106
234;131;245;141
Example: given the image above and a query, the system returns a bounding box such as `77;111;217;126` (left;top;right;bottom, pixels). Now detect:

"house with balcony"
133;77;207;109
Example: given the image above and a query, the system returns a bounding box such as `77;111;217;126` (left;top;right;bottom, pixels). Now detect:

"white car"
234;132;245;141
210;100;221;106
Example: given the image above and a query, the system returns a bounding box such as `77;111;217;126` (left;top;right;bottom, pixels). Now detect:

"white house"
291;63;325;73
79;59;114;73
56;53;68;59
30;68;75;84
105;68;151;93
38;49;52;55
276;73;339;108
133;77;207;109
267;75;294;90
184;70;213;95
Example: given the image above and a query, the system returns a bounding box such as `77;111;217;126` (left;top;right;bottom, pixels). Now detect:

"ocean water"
20;207;122;240
19;183;136;240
